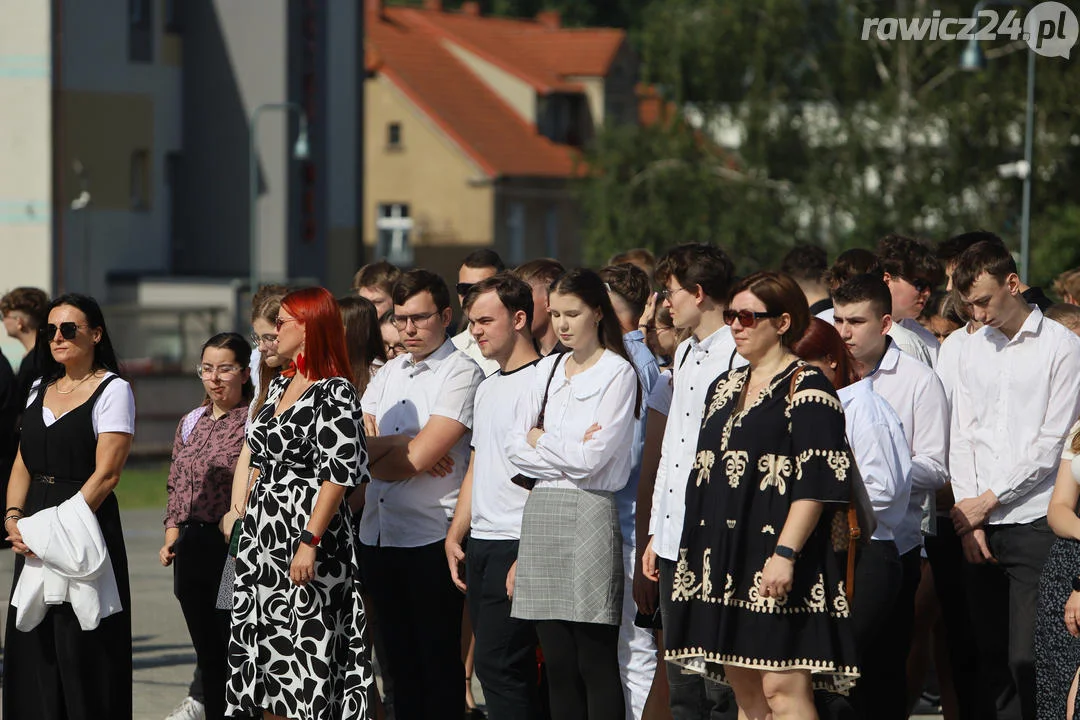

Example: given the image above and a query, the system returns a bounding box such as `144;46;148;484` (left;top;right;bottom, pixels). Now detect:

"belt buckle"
37;474;55;484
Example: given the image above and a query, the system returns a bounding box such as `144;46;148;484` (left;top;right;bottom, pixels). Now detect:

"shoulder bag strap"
535;352;566;431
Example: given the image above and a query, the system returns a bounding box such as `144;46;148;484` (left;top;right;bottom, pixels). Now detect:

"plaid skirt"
511;486;624;625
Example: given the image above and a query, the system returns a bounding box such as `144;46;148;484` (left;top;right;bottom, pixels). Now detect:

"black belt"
33;473;81;485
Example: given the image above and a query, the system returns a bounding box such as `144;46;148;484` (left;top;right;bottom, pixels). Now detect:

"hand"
290;542;317;587
642;537;660;582
760;555;794;600
159;543;176;567
220;510;238;541
6;518;35;559
633;556;659;616
583;423;602;443
960;527;995;564
951;491;999;535
363;414;379;438
1066;590;1080;638
427;454;455;478
506;560;518;599
446;537;467;593
638;292;658;330
526;428;545;448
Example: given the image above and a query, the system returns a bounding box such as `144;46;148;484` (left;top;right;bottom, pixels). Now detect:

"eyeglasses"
391;311;441;330
41;322;90;340
456;282;475;297
275;317;297;331
250;332;279;348
899;275;933;294
658;286;690;301
722;309;782;328
196;364;243;379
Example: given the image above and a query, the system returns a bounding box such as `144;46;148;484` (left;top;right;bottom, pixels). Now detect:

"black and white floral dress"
664;361;859;694
226;375;372;720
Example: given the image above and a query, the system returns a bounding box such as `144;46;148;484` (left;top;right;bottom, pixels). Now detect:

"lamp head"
960;39;987;71
293;130;310;160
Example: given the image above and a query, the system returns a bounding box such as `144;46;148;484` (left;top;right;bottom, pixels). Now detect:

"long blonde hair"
250;285;290;419
1072;417;1080;456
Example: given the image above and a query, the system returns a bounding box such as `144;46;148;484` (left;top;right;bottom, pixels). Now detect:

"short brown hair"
462;272;534;331
654;243;735;303
392;269;451;311
833;274;893;319
599;263;652;319
1045;303;1080;333
513;258;565;287
951;241;1017;295
780;245;828;284
729;271;810;347
608;248;656;278
352;260;402;295
877;233;943;287
0;287;49;330
825;248;880;290
1053;268;1080;303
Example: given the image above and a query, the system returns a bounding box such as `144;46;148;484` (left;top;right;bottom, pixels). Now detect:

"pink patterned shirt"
164;404;247;528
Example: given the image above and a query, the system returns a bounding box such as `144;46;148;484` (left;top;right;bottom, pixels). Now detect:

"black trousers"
657;556;738;720
963;517;1057;720
846;539;903;720
173;523;231;720
535;620;623;720
925;518;981;720
362;540;465;720
466;538;543;720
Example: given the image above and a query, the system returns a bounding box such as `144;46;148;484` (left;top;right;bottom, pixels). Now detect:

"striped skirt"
512;486;624;625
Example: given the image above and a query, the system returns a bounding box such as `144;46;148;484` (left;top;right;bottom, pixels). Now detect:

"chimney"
462;1;480;16
423;0;442;10
536;10;560;29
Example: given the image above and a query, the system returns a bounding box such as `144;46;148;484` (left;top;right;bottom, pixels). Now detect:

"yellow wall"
442;40;536;126
567;75;605;128
63;91;155;211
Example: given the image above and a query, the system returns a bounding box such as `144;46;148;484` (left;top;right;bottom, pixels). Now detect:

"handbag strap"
535;352;567;430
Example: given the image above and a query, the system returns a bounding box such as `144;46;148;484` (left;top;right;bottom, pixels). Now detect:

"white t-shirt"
470;360;541;540
28;373;135;436
646;369;674;417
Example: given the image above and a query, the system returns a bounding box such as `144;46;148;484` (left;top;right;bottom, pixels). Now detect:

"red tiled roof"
366;5;626;178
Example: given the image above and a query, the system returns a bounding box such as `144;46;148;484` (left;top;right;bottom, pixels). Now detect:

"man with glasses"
452;249;504;376
360;269;485;720
877;234;944;367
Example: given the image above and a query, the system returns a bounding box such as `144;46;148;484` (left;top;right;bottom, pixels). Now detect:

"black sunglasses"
41;322;90;340
903;276;932;294
456;282;476;297
722;309;781;328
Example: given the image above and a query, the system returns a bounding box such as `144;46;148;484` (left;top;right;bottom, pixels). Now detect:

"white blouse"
506;350;639;493
28;373;135;436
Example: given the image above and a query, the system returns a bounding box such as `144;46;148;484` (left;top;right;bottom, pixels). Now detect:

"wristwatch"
1072;575;1080;593
299;530;322;548
774;544;799;560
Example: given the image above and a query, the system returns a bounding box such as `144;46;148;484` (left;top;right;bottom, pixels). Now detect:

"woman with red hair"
225;287;373;720
792;318;912;718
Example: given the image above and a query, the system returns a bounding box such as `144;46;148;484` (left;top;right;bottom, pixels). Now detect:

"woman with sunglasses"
159;333;252;720
226;287;372;720
3;293;135;719
664;272;858;719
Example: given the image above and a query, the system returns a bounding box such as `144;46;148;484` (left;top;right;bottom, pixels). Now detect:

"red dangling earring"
296;352;307;376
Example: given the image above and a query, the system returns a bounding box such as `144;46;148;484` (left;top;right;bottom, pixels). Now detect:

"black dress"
3;375;133;719
664;362;859;694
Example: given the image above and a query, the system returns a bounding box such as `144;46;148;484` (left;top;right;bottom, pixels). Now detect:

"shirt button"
379;499;384;503
669;488;673;493
666;514;670;519
690;386;694;391
401;400;406;404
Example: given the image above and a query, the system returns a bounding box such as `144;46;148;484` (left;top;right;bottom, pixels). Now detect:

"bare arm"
635;409;667;566
4;449;32;549
1048;458;1080;541
445;452;475;592
761;499;825;599
368;416;468;482
80;432;133;511
220;442;258;539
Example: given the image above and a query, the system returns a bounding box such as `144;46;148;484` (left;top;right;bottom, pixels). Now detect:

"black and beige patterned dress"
226;375;372;720
664;361;859;693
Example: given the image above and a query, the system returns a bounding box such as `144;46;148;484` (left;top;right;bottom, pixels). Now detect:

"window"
376;203;414;267
537;93;589;146
165;152;182;265
165;0;182;33
507;202;526;265
387;122;402;149
129;0;153;63
130;149;150;211
544;206;558;258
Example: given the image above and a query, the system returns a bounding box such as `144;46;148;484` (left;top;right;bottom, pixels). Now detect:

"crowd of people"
2;231;1080;720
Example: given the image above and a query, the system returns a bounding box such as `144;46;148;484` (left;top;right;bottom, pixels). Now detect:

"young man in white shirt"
877;234;942;366
832;274;951;720
352;259;401;317
640;243;739;720
360;269;486;720
600;262;661;720
445;274;543;720
451;249;503;376
948;241;1080;720
512;259;566;357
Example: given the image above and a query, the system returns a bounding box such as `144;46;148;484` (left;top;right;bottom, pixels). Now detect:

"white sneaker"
164;696;205;720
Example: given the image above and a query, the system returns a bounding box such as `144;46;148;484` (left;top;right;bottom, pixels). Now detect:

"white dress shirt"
900;318;941;360
647;369;674;416
470;361;540;541
505;350;639;493
868;339;951;554
887;320;936;368
648;326;745;562
935;325;975;405
452;328;501;377
950;307;1080;525
815;306;835;325
359;339;485;547
838;378;912;542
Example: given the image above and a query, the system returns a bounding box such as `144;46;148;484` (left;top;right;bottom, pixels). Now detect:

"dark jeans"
362;540;465;720
925;518;981;720
173;523;230;720
846;539;903;720
466;538;542;720
535;620;623;720
963;517;1057;720
657;556;738;720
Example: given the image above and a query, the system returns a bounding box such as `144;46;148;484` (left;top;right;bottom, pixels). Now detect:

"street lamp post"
249;102;310;293
959;0;1035;283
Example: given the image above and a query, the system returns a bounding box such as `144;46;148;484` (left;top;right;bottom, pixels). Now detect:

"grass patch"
116;461;170;510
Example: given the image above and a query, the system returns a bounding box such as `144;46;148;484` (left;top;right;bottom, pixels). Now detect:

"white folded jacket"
10;492;123;631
